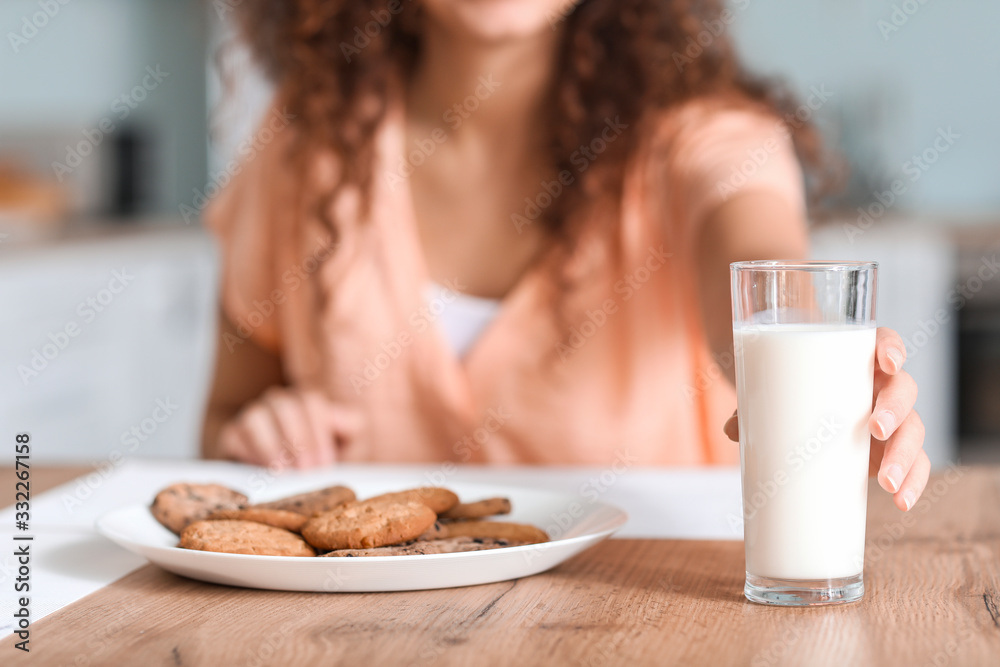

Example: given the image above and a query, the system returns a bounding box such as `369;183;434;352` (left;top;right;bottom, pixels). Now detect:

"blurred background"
1;0;997;465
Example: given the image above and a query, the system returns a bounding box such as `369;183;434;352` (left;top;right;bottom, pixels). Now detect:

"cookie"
416;520;447;541
440;521;549;545
150;483;248;534
301;500;436;550
365;487;459;514
179;520;315;557
439;497;512;521
255;485;356;517
323;536;528;557
206;508;308;532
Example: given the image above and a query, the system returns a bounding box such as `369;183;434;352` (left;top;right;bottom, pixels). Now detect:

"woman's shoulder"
644;94;791;159
634;95;805;227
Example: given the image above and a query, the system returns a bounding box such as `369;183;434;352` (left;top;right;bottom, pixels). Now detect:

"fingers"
237;400;290;465
215;388;341;469
896;449;931;512
300;390;340;467
217;421;254;463
876;327;906;375
871;327;927;510
875;409;927;497
724;410;739;442
263;389;318;469
869;370;918;441
217;417;276;467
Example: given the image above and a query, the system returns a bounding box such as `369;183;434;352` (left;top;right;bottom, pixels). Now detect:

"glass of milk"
731;260;877;606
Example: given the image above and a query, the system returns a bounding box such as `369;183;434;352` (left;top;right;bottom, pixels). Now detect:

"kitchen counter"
2;461;998;666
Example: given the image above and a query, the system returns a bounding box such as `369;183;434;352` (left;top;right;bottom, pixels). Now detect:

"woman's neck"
407;20;561;142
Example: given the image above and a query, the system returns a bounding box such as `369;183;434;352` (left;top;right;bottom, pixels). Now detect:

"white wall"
732;0;1000;217
0;0;208;214
0;226;217;462
811;220;958;466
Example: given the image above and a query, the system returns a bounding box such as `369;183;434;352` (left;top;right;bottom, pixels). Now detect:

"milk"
734;324;876;581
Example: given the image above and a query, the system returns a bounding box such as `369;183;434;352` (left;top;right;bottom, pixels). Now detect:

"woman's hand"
866;327;929;511
216;387;359;469
724;327;930;512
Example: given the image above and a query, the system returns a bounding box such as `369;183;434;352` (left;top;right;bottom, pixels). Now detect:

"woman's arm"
697;193;930;512
200;313;285;459
695;190;809;383
201;313;355;467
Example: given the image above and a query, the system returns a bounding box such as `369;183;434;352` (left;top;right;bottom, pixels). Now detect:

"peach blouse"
206;98;805;466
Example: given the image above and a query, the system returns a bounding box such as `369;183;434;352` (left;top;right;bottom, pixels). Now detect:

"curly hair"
233;0;825;271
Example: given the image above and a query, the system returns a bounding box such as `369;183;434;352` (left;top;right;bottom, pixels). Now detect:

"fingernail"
884;463;904;493
903;489;916;511
887;347;903;372
876;411;895;439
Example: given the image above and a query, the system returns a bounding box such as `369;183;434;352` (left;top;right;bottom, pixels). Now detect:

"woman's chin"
424;0;571;43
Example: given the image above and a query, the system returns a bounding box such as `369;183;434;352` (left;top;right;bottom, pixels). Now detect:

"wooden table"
4;467;999;666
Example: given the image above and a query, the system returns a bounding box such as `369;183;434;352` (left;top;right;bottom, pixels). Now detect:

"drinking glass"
731;260;877;606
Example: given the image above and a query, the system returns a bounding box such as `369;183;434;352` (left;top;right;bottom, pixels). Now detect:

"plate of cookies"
95;480;627;592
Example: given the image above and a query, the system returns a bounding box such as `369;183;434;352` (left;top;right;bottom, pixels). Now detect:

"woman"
202;0;929;512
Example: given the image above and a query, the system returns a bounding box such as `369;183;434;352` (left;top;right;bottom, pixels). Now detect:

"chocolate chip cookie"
301;500;436;550
179;520;315;557
150;483;248;534
323;536;528;557
365;487;459;514
440;520;549;545
254;485;356;517
439;497;512;521
416;520;447;541
206;508;308;532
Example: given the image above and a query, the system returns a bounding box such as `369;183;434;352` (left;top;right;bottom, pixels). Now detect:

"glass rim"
731;260;878;272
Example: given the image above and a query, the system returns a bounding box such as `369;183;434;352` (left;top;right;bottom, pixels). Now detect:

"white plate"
95;481;627;592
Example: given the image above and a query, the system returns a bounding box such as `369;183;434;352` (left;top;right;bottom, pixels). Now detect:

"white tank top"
424;281;502;358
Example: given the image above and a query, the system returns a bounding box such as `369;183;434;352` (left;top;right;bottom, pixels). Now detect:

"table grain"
4;466;999;666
